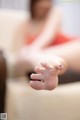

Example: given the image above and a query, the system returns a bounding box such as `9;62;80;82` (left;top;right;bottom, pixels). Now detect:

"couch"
0;51;7;113
0;9;27;113
0;9;80;120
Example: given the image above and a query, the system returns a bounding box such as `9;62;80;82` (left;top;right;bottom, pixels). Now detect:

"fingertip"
55;64;63;70
58;64;64;70
30;74;34;79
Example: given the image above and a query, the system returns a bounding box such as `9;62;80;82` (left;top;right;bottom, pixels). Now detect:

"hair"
30;0;37;18
29;0;52;19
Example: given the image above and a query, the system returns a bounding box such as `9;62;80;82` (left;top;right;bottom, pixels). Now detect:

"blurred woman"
12;0;80;80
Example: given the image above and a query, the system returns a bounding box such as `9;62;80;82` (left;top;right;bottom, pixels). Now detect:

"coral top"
24;32;75;47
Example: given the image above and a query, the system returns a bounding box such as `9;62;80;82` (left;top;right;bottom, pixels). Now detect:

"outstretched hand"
29;61;63;90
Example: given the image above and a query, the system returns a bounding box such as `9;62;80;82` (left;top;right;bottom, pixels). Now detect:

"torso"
26;19;45;36
24;19;46;44
23;7;71;46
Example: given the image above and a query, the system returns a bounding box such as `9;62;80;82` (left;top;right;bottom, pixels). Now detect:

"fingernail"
30;74;33;79
59;64;64;69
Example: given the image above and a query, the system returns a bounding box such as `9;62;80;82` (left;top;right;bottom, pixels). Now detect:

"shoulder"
18;20;27;32
50;6;62;17
16;18;31;35
47;6;62;23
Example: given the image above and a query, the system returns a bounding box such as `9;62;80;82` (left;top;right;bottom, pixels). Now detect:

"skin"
13;0;80;90
30;61;63;90
12;0;66;90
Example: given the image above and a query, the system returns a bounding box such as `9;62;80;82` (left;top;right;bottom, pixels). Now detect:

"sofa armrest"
6;81;80;120
0;50;7;113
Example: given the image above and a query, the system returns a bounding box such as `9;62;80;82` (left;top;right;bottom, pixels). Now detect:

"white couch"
6;80;80;120
0;9;80;120
0;9;29;77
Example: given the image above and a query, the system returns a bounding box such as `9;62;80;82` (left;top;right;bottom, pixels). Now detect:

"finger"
34;66;45;74
41;61;63;71
29;81;44;90
41;62;52;69
41;62;58;73
58;64;64;70
56;64;64;70
30;73;44;80
49;64;63;75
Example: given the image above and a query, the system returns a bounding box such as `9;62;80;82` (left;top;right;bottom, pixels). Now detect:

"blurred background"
0;0;80;36
0;0;80;120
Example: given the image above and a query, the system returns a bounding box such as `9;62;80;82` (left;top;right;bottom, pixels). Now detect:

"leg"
42;40;80;72
29;40;80;90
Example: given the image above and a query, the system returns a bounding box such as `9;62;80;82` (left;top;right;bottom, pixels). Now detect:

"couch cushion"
0;9;29;51
6;79;80;120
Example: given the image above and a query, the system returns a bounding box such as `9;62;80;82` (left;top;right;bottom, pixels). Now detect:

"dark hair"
30;0;38;18
29;0;52;18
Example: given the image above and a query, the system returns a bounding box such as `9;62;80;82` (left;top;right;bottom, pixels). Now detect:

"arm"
31;7;62;49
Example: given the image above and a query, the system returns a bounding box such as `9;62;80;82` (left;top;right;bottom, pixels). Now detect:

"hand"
29;61;63;90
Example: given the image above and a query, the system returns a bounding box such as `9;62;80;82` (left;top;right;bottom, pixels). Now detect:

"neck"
33;15;48;23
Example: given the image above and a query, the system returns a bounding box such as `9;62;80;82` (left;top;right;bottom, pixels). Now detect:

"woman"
13;0;63;76
12;0;80;90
